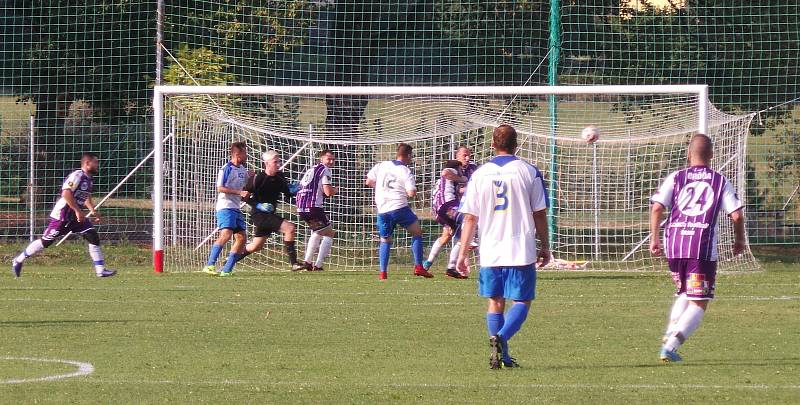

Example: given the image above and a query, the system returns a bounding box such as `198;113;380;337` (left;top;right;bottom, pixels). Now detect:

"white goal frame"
151;84;709;273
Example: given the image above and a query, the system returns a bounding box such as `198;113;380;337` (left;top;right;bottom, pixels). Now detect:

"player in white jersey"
422;159;468;278
457;125;551;369
296;149;337;271
202;142;251;276
11;153;116;278
650;133;746;363
366;143;432;280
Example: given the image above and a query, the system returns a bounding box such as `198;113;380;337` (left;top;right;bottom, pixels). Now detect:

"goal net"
153;85;759;273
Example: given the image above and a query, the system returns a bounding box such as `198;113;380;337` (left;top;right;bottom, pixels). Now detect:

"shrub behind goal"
153;85;758;272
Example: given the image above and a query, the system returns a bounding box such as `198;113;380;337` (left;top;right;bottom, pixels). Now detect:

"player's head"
319;149;335;167
688;133;713;165
81;153;99;176
455;145;471;166
262;150;280;175
230;141;247;165
396;143;413;164
492;125;518;154
444;159;461;171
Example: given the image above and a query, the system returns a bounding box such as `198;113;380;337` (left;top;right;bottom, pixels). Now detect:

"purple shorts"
668;258;717;300
434;201;459;229
42;217;94;242
299;208;331;232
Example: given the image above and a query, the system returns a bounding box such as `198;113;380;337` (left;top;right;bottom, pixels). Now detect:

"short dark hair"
81;152;98;163
444;160;461;170
230;141;247;153
492;125;518;153
318;149;333;158
397;143;413;157
689;133;713;161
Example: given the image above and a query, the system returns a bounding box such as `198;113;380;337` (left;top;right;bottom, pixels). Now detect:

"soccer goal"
152;85;759;273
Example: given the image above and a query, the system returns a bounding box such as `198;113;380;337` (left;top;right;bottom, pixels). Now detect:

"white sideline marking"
0;357;94;384
1;295;798;307
77;378;800;391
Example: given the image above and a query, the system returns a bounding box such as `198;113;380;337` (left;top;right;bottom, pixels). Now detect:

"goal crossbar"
152;84;712;273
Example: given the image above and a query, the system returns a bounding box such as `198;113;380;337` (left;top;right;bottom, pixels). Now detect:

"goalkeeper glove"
255;202;274;213
288;182;301;194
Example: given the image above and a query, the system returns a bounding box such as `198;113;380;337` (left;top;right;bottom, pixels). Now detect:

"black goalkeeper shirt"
244;171;293;209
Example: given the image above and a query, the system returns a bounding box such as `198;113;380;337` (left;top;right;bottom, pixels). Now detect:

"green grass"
0;244;798;403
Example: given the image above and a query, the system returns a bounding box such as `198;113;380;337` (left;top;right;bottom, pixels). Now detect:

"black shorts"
251;212;285;238
298;208;331;232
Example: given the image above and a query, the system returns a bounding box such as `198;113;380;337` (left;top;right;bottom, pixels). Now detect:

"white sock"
315;236;333;268
304;232;322;263
447;242;461;269
665;294;689;336
427;239;444;262
15;239;45;263
664;303;705;351
88;244;106;273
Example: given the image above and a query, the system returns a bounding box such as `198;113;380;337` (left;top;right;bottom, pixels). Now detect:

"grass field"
0;243;798;404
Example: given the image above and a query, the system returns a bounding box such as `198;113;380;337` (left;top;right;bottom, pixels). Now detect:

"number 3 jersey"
459;156;548;267
651;165;743;261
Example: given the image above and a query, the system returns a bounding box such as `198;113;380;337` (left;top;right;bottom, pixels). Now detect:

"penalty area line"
0;357;94;384
75;378;800;391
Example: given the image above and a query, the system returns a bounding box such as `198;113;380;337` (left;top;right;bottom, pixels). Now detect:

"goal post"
152;85;757;273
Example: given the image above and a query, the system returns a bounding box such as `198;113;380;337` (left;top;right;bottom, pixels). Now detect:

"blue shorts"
376;207;418;238
479;264;537;301
216;209;246;232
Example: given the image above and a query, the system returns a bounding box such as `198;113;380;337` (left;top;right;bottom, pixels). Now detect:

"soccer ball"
581;125;600;144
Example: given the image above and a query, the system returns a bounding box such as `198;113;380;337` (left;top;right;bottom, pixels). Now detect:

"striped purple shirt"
296;163;332;212
431;168;460;214
651;166;743;261
49;169;93;220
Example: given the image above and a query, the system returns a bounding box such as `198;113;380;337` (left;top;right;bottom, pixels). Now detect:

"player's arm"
405;171;417;198
456;213;478;275
441;168;467;183
649;202;666;256
365;164;378;187
730;208;746;255
533;208;550;267
84;196;102;223
323;184;337;197
61;189;86;223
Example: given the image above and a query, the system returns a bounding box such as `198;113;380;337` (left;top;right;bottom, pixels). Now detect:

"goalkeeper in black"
235;150;304;272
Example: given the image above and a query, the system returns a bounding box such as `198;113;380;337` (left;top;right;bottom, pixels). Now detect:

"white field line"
65;378;800;391
0;357;94;384
0;295;798;307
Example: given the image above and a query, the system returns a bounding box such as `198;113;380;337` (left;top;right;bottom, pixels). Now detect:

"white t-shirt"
459;155;548;267
366;160;417;214
215;161;249;211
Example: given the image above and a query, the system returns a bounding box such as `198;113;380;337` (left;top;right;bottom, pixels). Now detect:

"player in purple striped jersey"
296;150;337;271
422;159;468;278
11;153;116;278
650;133;746;363
456;145;478;186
